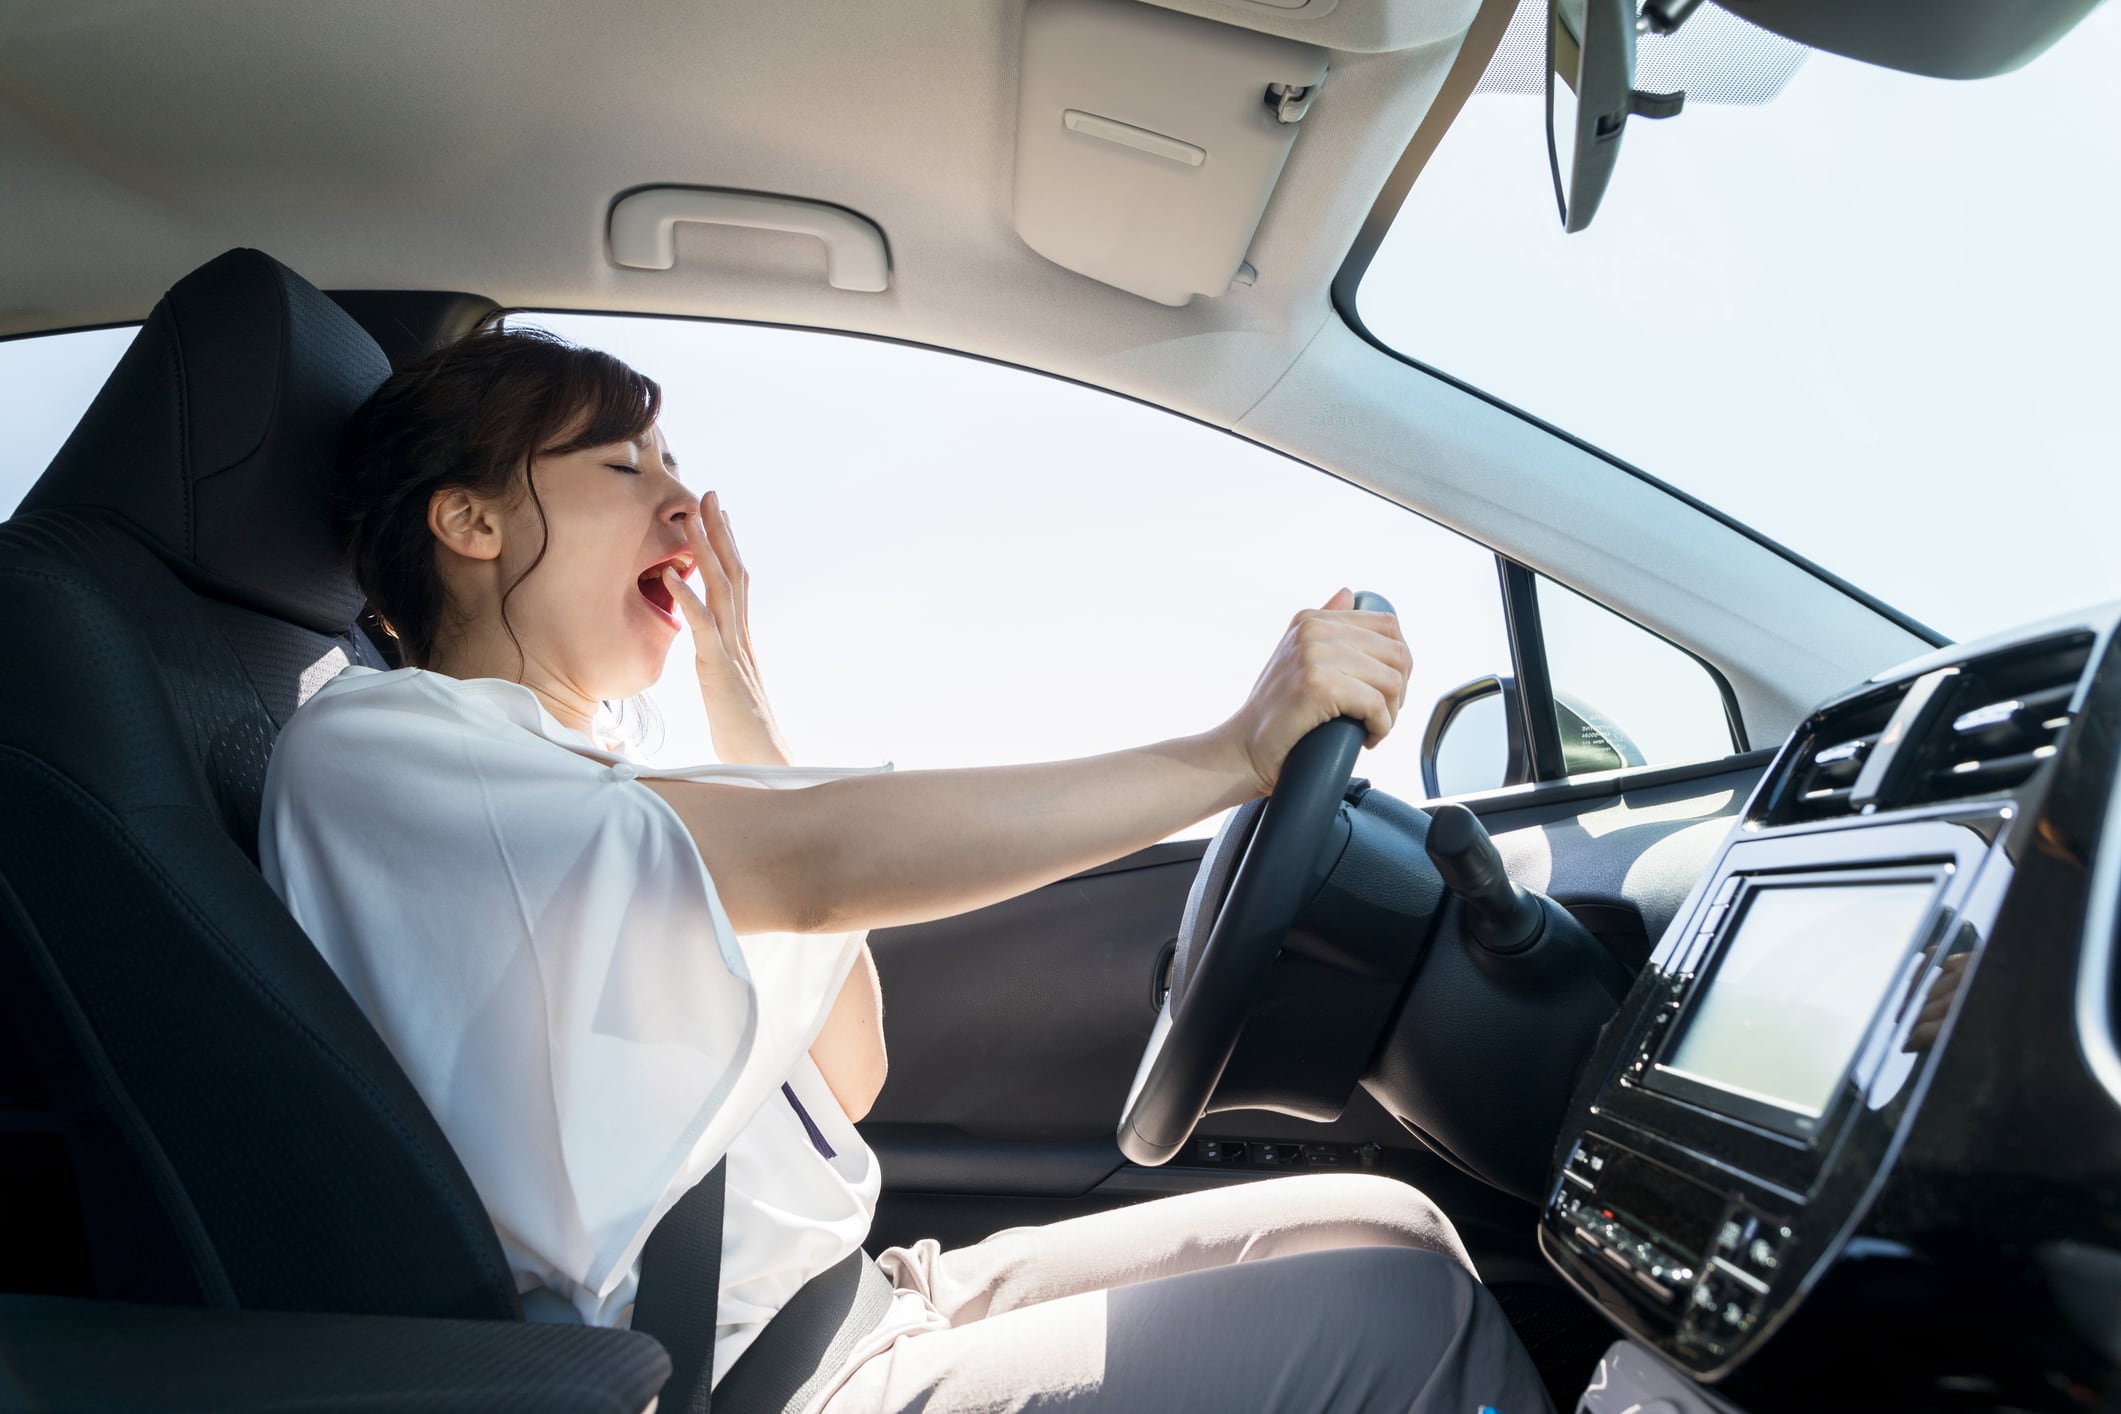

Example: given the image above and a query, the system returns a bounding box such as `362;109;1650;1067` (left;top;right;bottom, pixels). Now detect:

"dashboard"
1546;606;2121;1412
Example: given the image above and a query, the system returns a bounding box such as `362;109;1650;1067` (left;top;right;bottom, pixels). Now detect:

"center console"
1543;626;2101;1385
1545;815;1997;1376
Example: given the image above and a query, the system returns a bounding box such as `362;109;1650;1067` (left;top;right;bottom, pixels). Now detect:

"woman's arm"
809;943;886;1120
643;728;1253;936
641;593;1410;938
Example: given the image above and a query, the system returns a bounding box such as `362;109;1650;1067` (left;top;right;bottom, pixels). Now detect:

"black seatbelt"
715;1250;893;1414
630;1158;728;1414
630;1147;896;1414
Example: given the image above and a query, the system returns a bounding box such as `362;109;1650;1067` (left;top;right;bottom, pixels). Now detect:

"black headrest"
19;248;390;635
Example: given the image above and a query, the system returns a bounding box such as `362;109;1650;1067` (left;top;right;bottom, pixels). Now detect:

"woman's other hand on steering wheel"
662;489;795;766
1218;587;1412;798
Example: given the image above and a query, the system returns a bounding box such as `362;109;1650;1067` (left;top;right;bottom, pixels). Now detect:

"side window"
531;314;1513;839
0;327;136;517
1536;576;1740;775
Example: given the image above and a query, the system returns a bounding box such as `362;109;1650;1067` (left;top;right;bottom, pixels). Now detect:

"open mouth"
635;554;694;627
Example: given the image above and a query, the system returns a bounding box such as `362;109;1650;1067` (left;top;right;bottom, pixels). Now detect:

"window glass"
1537;576;1736;774
0;327;136;516
1356;1;2121;642
531;314;1511;837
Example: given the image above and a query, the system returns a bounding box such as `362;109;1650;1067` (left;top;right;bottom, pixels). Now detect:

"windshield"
1357;0;2121;643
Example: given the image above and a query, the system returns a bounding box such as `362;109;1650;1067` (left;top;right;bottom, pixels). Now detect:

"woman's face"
451;421;700;703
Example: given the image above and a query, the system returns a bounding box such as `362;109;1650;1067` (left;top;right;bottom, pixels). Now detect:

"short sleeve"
259;669;865;1315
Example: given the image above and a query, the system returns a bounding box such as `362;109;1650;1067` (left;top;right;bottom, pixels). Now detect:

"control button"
1691;1283;1717;1311
1301;1144;1342;1167
1197;1140;1241;1163
1716;1219;1745;1253
1355;1142;1382;1169
1748;1238;1779;1271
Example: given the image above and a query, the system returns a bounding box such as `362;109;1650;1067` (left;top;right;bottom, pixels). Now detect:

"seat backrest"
0;249;518;1320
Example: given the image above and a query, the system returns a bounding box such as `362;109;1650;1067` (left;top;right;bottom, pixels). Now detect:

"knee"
1287;1173;1471;1267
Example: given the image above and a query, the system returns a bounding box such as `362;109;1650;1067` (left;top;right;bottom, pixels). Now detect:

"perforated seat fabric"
0;249;519;1319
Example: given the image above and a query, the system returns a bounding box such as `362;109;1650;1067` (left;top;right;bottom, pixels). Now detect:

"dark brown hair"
336;316;662;667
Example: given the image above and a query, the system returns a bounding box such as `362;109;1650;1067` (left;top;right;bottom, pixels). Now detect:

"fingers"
662;564;718;645
697;490;754;658
1290;610;1411;715
680;503;742;660
1283;591;1414;749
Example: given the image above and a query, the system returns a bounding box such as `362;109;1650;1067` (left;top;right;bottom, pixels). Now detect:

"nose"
655;473;698;528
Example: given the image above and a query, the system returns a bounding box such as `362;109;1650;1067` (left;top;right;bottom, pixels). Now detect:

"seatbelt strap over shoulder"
630;1159;896;1414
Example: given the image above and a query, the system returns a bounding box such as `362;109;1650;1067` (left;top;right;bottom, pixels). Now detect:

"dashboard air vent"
1895;632;2095;808
1756;682;1910;825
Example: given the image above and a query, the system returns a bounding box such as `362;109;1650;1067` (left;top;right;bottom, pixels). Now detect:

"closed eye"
605;461;641;475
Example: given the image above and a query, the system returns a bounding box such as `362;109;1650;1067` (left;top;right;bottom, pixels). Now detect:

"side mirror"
1421;675;1530;799
1422;676;1650;798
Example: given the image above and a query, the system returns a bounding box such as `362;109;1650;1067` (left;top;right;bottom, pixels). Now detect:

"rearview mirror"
1547;0;1684;232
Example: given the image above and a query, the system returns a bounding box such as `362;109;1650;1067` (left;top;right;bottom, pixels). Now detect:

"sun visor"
1013;0;1329;307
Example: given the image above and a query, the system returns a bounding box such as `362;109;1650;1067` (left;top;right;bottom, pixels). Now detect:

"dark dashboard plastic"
1542;606;2121;1411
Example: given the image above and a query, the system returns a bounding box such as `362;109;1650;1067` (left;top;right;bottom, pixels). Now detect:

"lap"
819;1244;1552;1414
879;1172;1477;1325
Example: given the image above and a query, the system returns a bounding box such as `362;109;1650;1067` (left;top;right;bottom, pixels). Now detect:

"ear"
427;486;506;565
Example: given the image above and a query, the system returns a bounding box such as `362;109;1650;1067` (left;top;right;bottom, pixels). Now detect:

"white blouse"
258;665;946;1390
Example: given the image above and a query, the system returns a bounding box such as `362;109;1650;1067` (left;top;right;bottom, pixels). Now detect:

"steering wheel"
1117;590;1394;1166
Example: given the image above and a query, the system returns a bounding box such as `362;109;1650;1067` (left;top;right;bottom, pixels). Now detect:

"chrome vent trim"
1755;630;2096;825
1755;682;1910;824
1897;634;2094;809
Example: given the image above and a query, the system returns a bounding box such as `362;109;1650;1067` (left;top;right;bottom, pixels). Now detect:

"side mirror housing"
1421;675;1648;797
1420;675;1530;799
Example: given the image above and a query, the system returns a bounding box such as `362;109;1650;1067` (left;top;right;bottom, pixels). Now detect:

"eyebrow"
634;436;679;472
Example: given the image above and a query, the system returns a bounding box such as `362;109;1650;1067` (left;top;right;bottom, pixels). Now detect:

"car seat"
0;248;668;1410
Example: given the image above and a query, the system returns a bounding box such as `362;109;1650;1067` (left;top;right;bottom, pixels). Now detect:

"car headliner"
0;0;1473;416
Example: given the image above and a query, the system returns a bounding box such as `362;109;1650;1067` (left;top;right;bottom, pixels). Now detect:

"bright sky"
1359;1;2121;643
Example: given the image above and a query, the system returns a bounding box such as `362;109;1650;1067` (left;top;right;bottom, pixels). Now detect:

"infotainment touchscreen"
1658;881;1938;1122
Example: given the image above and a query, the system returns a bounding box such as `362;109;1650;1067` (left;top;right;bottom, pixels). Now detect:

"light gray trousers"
819;1171;1557;1414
